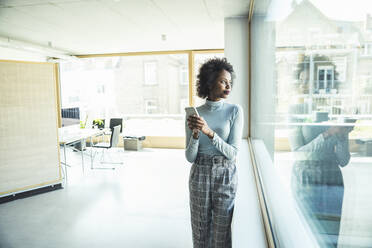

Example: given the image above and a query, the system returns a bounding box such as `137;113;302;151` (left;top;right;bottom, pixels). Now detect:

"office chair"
103;118;123;137
91;125;123;169
109;118;123;133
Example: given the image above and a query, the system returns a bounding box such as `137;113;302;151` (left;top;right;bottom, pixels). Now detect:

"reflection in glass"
289;69;352;246
252;0;372;247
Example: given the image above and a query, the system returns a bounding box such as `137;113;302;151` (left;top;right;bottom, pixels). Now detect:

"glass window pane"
180;66;189;85
60;53;189;136
144;61;157;85
318;69;325;90
252;0;372;247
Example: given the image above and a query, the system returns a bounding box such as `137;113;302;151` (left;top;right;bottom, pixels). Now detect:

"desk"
59;126;104;182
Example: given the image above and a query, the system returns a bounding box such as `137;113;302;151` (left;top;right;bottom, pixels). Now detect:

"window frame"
68;49;224;148
144;98;158;114
316;65;334;91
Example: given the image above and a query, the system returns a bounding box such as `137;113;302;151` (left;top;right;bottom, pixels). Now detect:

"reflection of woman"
289;56;351;247
185;58;243;248
290;124;351;247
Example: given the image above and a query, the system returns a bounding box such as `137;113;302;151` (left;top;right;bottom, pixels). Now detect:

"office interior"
2;0;372;248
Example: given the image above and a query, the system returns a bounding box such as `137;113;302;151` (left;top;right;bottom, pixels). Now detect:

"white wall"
0;47;48;62
224;17;249;138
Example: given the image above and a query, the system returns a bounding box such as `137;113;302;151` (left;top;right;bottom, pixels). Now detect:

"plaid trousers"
189;154;237;248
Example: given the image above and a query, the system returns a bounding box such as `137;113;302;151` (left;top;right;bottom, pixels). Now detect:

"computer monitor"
61;107;80;127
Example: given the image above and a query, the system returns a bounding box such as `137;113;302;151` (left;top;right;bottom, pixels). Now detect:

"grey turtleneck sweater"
185;99;244;163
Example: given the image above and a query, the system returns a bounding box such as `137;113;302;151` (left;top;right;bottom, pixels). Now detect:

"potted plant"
92;119;105;129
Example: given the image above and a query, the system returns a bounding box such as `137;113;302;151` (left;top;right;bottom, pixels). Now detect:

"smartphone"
185;107;200;117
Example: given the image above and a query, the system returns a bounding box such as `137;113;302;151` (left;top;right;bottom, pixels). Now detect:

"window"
67;96;79;104
60;53;189;137
144;61;157;85
179;98;188;113
363;43;372;55
316;66;334;92
96;84;105;94
179;66;188;85
366;76;372;94
252;0;372;247
144;99;158;114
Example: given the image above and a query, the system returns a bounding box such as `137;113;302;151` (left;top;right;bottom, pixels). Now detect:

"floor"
0;147;193;248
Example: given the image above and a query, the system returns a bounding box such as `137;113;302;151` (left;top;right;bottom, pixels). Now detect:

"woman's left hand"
187;116;214;139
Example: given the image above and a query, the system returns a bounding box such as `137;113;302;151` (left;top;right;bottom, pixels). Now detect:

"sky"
266;0;372;21
309;0;372;21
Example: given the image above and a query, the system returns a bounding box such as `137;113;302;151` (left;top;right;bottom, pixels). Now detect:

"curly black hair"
196;57;235;99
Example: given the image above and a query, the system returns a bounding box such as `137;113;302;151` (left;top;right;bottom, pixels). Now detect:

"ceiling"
0;0;251;56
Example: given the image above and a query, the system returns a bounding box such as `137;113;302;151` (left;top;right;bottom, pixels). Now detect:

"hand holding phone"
185;107;200;138
185;107;214;139
185;107;200;117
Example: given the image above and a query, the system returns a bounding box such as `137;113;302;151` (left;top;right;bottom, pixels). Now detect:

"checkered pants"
189;154;237;248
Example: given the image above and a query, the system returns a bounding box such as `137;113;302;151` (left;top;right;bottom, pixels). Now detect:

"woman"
185;58;243;248
289;55;351;247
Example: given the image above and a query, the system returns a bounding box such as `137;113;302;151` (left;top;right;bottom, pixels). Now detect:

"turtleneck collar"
205;99;224;111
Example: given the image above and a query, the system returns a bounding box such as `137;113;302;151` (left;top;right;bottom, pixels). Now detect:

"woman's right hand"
187;115;200;139
325;126;342;136
324;126;351;139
